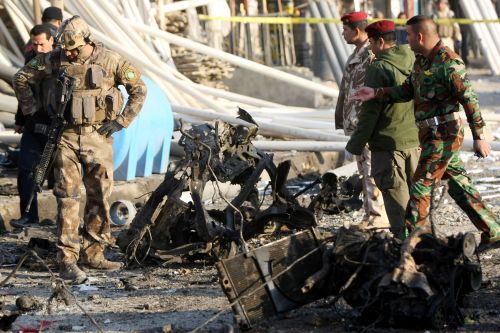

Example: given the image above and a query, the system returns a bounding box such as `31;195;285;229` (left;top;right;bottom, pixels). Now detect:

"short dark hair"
42;7;63;22
406;15;430;26
371;31;397;43
406;15;438;35
30;24;52;40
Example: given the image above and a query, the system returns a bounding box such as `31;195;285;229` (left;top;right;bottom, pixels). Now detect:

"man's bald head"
406;15;438;37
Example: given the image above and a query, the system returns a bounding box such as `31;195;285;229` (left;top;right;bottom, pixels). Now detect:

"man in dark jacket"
345;20;420;239
11;24;56;229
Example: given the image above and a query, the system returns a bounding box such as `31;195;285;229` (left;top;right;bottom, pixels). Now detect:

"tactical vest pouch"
70;89;103;125
89;64;104;89
104;88;124;120
71;96;83;125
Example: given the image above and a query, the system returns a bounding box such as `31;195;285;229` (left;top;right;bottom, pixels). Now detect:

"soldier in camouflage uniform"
352;16;500;246
335;11;388;226
13;16;147;282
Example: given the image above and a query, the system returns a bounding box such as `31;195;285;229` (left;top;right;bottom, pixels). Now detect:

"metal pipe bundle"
308;0;343;83
459;0;500;75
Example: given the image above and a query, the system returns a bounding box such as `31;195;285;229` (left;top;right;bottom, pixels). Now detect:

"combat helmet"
59;15;91;50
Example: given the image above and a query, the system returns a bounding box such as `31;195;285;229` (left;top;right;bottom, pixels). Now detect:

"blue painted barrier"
112;76;173;181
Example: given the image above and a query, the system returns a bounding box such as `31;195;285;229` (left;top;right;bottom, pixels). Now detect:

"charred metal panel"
216;228;325;329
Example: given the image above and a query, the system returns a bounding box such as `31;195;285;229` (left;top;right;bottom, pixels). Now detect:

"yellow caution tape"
198;15;500;25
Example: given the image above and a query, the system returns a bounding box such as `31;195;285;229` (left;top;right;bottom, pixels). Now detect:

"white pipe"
172;105;348;141
476;0;500;62
189;83;293;108
91;29;229;114
125;20;339;97
317;0;347;65
253;140;346;151
329;2;353;58
0;130;21;145
247;109;333;118
125;0;172;62
0;45;23;68
3;0;30;42
84;0;228;112
0;94;18;114
65;0;107;33
483;0;500;52
253;116;334;130
162;0;217;13
4;0;36;32
466;0;500;73
459;0;500;75
308;0;343;84
0;63;18;82
0;16;24;60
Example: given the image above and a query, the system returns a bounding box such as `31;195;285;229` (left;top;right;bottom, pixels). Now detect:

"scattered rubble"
217;226;482;330
117;110;317;264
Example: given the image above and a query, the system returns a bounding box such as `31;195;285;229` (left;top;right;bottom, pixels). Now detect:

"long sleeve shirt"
379;41;485;139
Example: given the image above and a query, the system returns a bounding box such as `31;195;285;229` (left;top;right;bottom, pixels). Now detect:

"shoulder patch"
28;57;41;69
121;66;140;83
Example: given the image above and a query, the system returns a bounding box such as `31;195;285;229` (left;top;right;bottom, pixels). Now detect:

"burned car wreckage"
117;110;483;330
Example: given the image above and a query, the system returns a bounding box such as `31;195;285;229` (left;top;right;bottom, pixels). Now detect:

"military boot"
479;225;500;252
60;262;87;284
81;240;123;271
84;258;124;271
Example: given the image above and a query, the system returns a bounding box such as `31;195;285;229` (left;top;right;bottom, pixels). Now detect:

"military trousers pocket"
372;151;397;191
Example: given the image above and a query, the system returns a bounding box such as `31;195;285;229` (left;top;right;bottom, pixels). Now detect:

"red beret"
366;20;395;38
341;12;368;25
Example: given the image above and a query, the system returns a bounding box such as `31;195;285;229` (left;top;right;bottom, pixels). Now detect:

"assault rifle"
25;73;76;213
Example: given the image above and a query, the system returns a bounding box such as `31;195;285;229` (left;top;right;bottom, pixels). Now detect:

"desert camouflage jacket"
13;43;147;128
381;41;485;139
335;40;374;135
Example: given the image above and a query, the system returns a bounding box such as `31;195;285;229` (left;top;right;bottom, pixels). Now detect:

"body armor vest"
51;47;124;126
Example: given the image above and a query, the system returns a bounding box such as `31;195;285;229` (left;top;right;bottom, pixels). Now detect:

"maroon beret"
366;20;395;38
341;12;368;25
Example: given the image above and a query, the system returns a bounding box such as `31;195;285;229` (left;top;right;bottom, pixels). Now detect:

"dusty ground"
1;68;500;333
0;150;499;333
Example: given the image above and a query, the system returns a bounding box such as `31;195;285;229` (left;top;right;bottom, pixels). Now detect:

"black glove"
97;120;123;138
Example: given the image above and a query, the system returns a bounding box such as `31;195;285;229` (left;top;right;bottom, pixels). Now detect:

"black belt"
416;112;460;129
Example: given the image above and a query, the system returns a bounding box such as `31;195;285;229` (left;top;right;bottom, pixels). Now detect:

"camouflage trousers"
405;120;499;240
53;128;114;264
354;146;386;220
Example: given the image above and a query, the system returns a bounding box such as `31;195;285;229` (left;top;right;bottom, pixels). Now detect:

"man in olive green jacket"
345;20;420;239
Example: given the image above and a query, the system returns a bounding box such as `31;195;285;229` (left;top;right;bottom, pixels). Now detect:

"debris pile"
117;110;316;264
172;47;234;90
165;13;189;35
217;226;482;330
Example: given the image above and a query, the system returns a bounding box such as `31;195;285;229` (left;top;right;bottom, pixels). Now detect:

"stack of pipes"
308;0;352;84
459;0;500;75
0;0;353;152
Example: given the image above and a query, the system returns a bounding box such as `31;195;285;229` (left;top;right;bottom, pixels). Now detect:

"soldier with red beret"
351;16;500;247
336;12;389;228
346;20;419;239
